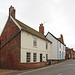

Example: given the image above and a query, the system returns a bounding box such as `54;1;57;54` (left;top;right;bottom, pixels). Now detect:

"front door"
40;54;42;62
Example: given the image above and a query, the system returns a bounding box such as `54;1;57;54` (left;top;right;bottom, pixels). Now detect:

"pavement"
1;59;75;75
0;69;17;75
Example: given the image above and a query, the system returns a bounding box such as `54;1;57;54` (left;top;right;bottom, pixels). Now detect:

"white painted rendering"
46;32;66;60
58;42;66;59
46;33;58;59
21;30;52;63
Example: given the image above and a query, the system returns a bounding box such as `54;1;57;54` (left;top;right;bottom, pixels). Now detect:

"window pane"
26;53;31;62
33;53;37;62
33;38;37;46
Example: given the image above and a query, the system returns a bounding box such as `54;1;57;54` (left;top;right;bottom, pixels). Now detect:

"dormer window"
33;38;37;46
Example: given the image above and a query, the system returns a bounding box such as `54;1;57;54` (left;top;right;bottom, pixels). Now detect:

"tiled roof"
15;19;51;42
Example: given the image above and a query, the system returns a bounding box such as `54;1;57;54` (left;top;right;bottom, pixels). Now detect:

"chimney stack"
39;23;44;35
60;34;64;44
9;5;15;18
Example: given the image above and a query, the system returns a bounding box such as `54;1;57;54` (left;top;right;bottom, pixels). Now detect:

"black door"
40;54;42;62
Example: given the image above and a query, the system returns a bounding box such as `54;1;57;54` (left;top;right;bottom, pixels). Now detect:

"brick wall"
0;18;21;69
51;60;58;64
1;18;20;46
17;62;47;70
39;23;44;35
65;48;75;59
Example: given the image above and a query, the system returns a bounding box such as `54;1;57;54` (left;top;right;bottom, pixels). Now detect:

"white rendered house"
46;32;66;60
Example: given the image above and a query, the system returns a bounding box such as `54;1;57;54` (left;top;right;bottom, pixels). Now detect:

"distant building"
46;32;66;60
0;6;52;69
65;47;75;59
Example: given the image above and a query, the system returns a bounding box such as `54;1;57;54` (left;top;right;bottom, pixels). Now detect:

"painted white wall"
46;33;65;60
58;41;66;59
46;33;58;59
20;30;52;63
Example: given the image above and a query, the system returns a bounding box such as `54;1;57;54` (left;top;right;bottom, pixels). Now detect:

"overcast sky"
0;0;75;50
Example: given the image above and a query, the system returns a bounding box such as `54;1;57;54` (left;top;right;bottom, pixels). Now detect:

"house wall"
46;33;65;60
66;49;75;59
21;30;52;63
46;33;58;59
58;41;66;60
73;51;75;59
0;18;21;69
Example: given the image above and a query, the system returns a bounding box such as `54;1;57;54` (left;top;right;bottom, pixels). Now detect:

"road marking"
16;60;68;75
57;73;63;75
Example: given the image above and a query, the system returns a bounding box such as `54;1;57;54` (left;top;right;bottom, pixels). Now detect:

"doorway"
40;54;42;62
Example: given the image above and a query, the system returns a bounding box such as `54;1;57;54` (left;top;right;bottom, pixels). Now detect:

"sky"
0;0;75;50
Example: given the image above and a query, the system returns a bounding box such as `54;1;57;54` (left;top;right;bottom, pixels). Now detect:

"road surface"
6;59;75;75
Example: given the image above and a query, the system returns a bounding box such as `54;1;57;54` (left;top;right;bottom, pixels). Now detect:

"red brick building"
65;47;75;59
0;6;52;69
0;6;21;69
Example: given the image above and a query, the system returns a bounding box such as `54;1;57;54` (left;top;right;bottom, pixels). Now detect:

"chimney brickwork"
39;23;44;35
60;34;64;44
9;6;15;18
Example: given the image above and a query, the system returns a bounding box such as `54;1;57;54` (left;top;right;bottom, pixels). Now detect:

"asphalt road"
6;59;75;75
